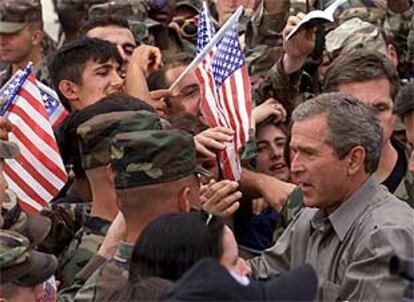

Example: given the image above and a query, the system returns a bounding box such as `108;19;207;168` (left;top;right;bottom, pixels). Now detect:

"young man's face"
290;114;352;210
165;64;200;116
255;123;290;181
0;25;38;65
74;58;124;109
403;111;414;172
338;78;395;148
86;25;136;72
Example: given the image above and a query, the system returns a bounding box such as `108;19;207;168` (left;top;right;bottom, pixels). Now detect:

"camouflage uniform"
88;0;195;55
0;230;58;286
0;0;52;86
66;127;210;302
57;110;166;288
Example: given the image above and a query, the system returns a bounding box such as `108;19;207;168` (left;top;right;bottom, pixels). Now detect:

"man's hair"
147;52;195;90
81;15;130;35
323;49;400;100
292;92;383;174
48;37;122;109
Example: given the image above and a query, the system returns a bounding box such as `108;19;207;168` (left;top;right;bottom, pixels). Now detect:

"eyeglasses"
172;16;198;39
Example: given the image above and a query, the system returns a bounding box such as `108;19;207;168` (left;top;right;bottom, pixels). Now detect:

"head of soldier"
324;49;399;150
76;99;156;221
82;16;136;74
111;128;210;241
395;82;414;172
0;0;43;69
290;92;383;212
148;52;200;117
49;37;124;111
321;18;398;77
0;230;57;302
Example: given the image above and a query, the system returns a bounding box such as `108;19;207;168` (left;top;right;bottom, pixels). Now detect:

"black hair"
81;15;130;35
48;37;123;110
56;94;154;178
128;212;224;283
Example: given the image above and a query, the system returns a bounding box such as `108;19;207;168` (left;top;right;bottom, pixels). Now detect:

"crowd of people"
0;0;413;301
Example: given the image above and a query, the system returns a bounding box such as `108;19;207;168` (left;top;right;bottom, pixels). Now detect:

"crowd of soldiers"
0;0;414;301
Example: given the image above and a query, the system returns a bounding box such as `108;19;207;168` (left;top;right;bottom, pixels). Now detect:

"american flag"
0;64;68;213
195;3;252;180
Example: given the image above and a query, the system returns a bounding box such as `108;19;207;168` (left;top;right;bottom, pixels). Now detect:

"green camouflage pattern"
1;189;52;245
246;44;284;78
77;110;166;170
39;202;91;256
0;0;42;25
272;186;304;243
393;140;414;204
176;0;201;12
0;230;30;269
56;216;111;288
65;241;133;302
325;17;388;63
0;62;52;88
111;129;197;189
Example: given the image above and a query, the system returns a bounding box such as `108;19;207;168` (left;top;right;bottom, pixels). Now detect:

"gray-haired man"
248;92;414;301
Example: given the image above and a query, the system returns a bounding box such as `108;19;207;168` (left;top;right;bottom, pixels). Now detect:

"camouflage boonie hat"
77;110;169;170
1;189;52;244
325;18;387;62
0;230;57;286
111;129;211;189
0;0;42;34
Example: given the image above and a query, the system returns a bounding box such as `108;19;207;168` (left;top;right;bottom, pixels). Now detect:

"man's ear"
177;187;192;212
58;80;80;104
346;146;366;176
387;44;398;67
31;29;43;46
106;164;115;187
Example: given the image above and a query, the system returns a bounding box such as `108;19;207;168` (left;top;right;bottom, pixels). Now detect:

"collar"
113;241;134;264
311;177;379;241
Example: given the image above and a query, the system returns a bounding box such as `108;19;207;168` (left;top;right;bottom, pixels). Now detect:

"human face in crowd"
165;65;200;116
256;123;290;181
86;25;136;71
403;111;414;172
0;26;39;65
74;59;124;108
220;226;252;277
290;114;352;210
338;78;395;146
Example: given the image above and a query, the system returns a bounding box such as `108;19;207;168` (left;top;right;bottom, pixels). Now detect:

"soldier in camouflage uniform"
65;127;211;302
88;0;195;56
56;107;161;288
0;230;58;301
0;0;51;86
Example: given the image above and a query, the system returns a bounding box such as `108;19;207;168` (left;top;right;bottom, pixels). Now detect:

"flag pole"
168;5;244;93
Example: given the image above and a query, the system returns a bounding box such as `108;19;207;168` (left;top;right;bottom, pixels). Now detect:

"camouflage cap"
77;110;169;170
1;189;52;244
0;0;42;34
111;129;211;189
0;230;58;286
325;18;387;62
89;0;148;20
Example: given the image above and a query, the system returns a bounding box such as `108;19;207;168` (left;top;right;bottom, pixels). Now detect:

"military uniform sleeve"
337;225;414;301
254;56;301;115
245;0;288;48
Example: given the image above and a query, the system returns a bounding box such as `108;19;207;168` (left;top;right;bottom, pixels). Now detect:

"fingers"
0;118;12;141
201;180;242;217
195;140;217;158
194;127;234;157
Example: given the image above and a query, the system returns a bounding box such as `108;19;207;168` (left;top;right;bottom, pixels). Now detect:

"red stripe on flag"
15;153;60;196
4;165;49;208
229;74;245;146
11;126;67;181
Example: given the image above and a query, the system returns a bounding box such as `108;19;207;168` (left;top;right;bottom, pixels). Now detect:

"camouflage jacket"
392;139;414;204
39;202;91;256
57;216;111;288
71;241;133;302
